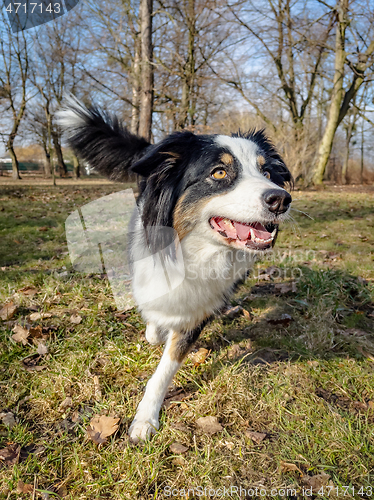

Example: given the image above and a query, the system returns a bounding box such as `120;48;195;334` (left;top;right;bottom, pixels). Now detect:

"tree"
312;0;374;184
0;11;30;179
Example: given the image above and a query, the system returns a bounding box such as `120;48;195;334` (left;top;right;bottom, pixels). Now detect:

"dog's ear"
131;131;197;177
131;131;199;254
233;129;293;189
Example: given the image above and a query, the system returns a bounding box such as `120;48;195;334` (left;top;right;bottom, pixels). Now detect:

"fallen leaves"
169;442;188;454
18;286;38;296
280;461;302;475
191;348;209;367
16;480;34;494
11;323;50;352
22;354;47;372
274;282;298;294
301;472;332;490
0;302;18;320
0;412;17;429
86;415;120;445
244;430;267;444
12;324;30;345
37;340;49;355
0;443;20;466
195;416;223;435
70;313;82;325
267;313;293;327
29;312;52;321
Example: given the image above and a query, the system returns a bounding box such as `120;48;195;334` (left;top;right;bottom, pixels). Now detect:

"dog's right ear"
130;131;197;177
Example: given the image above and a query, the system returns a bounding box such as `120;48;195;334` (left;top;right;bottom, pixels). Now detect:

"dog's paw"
128;417;159;443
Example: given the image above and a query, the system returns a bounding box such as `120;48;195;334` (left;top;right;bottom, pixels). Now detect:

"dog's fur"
58;96;292;443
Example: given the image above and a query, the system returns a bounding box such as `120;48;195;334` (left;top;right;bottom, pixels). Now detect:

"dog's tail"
56;94;150;181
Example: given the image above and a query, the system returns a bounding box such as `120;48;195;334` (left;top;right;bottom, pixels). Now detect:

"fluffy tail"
57;95;150;181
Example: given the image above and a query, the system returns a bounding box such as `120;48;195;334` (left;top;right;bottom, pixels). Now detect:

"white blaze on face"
202;135;287;224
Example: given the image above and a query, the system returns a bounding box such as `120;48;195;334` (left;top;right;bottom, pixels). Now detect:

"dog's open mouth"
209;217;278;250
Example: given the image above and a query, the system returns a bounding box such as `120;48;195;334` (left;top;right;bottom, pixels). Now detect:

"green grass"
0;183;374;499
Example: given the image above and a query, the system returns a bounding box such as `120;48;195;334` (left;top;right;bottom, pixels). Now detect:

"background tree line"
0;0;373;185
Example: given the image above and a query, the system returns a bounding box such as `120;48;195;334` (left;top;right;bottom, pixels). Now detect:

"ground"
0;178;374;499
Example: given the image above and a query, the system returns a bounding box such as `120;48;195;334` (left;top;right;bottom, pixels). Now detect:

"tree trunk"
73;154;80;179
178;0;196;130
360;119;364;184
138;0;153;141
8;142;21;180
52;131;68;177
341;128;351;185
131;35;141;135
313;0;348;185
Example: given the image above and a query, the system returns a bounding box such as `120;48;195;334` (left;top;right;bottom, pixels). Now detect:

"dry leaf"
70;314;82;325
172;456;186;466
37;340;48;355
274;282;297;294
29;312;52;321
39;226;49;231
280;461;302;475
86;415;120;445
12;325;29;345
224;306;243;318
22;354;45;372
0;302;17;320
0;412;16;429
0;443;20;465
60;397;73;409
71;410;80;423
171;422;190;433
93;376;102;400
18;286;38;296
195;416;223;435
267;314;293;327
368;401;374;409
29;325;45;339
169;442;189;454
242;308;251;319
16;480;34;494
245;430;267;444
192;348;209;367
301;472;331;490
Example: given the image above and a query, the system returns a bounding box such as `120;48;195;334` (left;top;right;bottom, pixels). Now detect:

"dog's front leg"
129;330;183;443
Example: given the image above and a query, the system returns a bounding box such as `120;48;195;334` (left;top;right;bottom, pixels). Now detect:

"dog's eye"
263;171;271;180
211;169;227;180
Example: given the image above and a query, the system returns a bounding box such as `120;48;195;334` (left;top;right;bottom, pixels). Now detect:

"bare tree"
0;11;31;179
312;0;374;184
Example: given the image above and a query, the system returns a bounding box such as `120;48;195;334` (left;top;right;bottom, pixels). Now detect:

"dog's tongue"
214;217;271;241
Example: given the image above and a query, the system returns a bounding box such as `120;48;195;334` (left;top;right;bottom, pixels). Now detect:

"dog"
58;96;292;443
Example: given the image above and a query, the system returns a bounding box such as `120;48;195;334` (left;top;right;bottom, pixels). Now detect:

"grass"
0;181;374;499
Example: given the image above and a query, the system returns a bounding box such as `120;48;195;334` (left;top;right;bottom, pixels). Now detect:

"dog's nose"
263;189;292;214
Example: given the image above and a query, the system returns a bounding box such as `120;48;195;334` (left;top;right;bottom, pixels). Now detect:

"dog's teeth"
271;228;277;238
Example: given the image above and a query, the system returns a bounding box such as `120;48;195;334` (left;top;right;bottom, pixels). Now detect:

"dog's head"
132;129;292;254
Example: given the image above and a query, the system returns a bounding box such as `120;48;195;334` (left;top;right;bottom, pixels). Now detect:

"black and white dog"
58;97;292;443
